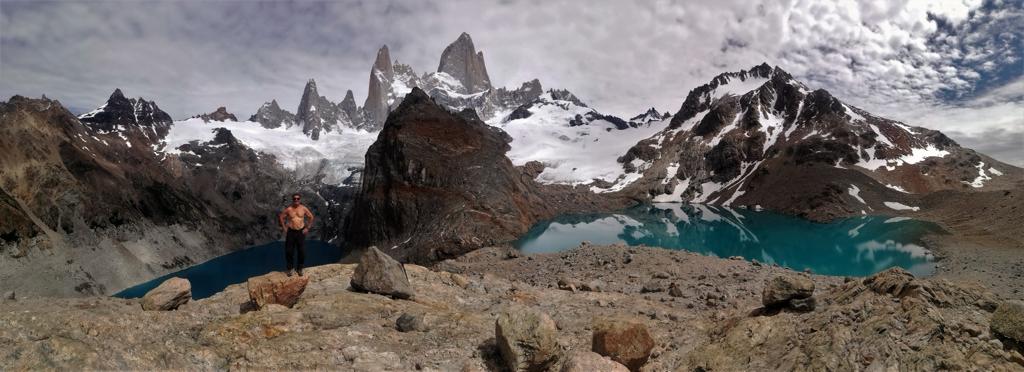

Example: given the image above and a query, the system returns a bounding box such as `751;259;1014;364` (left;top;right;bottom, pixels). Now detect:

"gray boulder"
762;274;814;307
495;307;560;371
991;301;1024;343
351;246;414;299
141;277;191;311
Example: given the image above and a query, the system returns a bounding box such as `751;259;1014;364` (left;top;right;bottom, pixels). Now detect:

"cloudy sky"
1;0;1021;164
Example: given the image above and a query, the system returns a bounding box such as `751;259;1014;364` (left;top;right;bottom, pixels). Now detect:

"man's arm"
303;207;315;234
278;208;287;232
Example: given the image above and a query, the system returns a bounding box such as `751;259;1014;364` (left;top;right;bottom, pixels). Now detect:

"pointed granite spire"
437;32;492;93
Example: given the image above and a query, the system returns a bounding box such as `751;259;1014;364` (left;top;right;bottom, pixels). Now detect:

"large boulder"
247;271;309;309
351;246;414;299
991;301;1024;344
141;277;191;311
342;87;557;263
495;307;561;371
560;351;629;372
762;274;815;307
591;317;655;371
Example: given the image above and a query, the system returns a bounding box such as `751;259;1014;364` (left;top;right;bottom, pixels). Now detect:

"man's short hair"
292;193;301;199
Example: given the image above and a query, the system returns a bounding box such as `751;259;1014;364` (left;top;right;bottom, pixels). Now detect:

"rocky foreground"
1;244;1022;371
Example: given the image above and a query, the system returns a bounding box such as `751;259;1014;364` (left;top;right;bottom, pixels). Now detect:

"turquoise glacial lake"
515;204;940;277
115;240;341;300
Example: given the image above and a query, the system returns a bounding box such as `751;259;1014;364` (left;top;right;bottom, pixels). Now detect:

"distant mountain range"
1;32;1020;297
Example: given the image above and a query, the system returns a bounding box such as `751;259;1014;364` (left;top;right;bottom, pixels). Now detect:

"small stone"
560;351;629;372
628;273;640;279
396;312;430;332
751;259;761;267
558;277;579;291
506;250;521;259
762;274;815;307
991;301;1024;344
788;297;816;312
652;271;670;279
247;271;309;308
668;283;685;298
495;307;561;372
351;246;414;299
4;291;14;301
592;316;655;371
261;304;289;312
582;279;606;292
142;277;191;311
729;256;743;260
641;281;665;293
803;268;813;274
623;254;634;264
451;273;470;288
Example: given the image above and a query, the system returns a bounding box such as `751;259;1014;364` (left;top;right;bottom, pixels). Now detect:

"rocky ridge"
612;63;1023;221
0;93;312;297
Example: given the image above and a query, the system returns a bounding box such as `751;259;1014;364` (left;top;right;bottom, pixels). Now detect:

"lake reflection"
515;204;939;277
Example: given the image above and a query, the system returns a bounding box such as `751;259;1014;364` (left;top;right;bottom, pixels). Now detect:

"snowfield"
164;118;379;184
488;92;669;186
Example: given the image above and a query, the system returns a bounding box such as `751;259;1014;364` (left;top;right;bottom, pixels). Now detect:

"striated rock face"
495;307;561;371
363;45;394;131
343;88;556;262
248;99;296;129
141;277;191;311
192;106;237;122
247;271;309;308
350;246;414;299
0;95;292;297
614;63;1023;221
591;317;656;371
437;32;492;93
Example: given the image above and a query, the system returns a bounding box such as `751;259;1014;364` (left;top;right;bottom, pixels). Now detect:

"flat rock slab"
351;246;414;299
142;277;191;311
247;271;309;308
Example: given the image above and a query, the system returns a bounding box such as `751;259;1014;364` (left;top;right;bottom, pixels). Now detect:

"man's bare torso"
284;205;310;230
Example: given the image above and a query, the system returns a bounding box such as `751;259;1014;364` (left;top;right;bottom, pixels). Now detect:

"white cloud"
0;0;1020;164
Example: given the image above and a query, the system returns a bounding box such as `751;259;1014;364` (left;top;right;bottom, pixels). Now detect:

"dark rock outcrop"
248;99;296;129
192;106;237;122
78;88;172;145
762;274;815;308
343;88;556;262
296;79;350;140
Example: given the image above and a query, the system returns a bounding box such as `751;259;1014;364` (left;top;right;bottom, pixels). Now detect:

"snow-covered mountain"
609;63;1020;220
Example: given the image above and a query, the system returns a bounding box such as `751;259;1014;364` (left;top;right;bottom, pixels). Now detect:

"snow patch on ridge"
884;201;920;211
164;118;378;184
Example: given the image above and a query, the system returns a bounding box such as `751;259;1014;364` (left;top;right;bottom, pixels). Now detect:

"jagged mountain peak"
110;88;126;101
437;32;492;93
372;45;395;80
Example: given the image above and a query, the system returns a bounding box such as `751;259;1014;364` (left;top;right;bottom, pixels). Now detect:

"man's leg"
296;236;306;275
284;230;296;273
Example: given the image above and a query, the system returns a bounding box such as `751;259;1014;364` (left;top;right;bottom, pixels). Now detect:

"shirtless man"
278;193;314;276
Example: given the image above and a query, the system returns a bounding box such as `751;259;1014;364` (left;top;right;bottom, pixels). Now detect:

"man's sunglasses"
292;197;301;200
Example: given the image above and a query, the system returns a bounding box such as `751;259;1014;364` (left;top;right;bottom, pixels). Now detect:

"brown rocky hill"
616;63;1023;221
0;93;295;297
